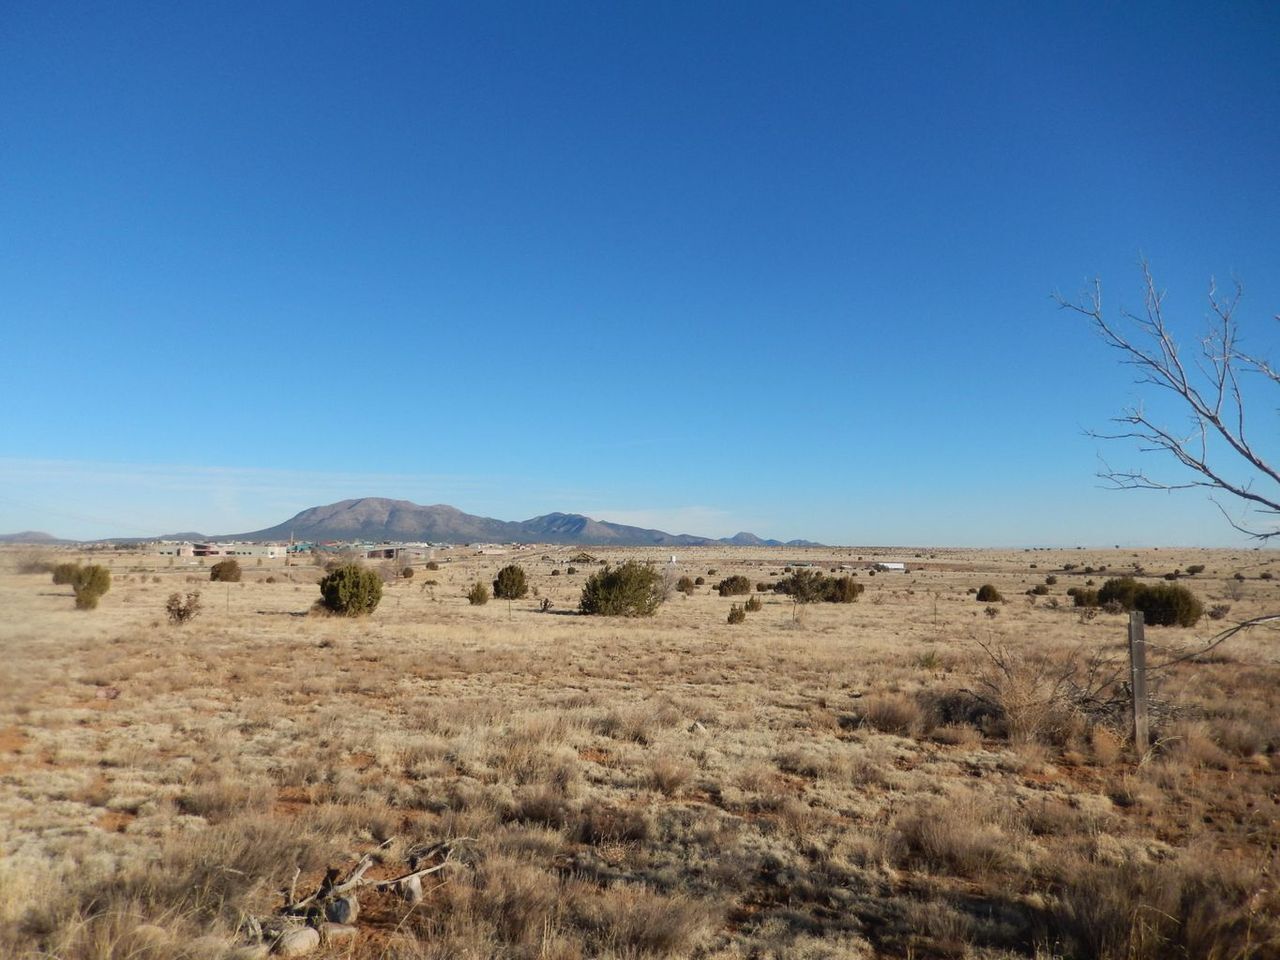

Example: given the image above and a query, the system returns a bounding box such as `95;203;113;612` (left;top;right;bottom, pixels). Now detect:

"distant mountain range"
206;498;821;547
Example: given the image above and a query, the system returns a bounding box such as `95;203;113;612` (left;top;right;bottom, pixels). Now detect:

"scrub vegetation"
1;544;1277;959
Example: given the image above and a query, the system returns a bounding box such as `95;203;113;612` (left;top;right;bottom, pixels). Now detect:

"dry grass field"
1;544;1278;959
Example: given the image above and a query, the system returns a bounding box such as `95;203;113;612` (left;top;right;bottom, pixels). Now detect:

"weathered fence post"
1128;610;1149;755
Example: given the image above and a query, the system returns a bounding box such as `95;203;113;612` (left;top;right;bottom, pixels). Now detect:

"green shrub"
676;576;696;596
1028;584;1050;596
1135;582;1203;627
1185;564;1205;575
71;565;111;610
401;566;414;579
1045;575;1058;585
716;575;752;596
744;594;763;612
1096;576;1202;626
492;564;529;601
210;559;242;583
1097;577;1142;610
822;575;864;603
566;566;577;575
551;569;561;576
975;584;1002;603
426;561;440;571
727;603;746;624
467;581;490;606
579;561;664;617
318;563;382;616
694;576;705;586
776;569;827;604
1070;588;1099;608
51;562;81;585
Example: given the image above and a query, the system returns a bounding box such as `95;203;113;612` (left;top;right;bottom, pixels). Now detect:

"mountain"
219;497;819;547
0;531;64;544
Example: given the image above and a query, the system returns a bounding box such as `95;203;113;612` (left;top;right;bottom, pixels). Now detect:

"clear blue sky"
2;2;1278;545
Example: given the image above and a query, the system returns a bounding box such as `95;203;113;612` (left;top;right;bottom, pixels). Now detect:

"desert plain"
1;543;1277;959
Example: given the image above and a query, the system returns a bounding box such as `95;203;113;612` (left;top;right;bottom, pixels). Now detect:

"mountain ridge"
205;497;821;547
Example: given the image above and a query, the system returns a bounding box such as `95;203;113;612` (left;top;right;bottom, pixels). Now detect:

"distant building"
153;541;195;557
168;542;289;559
365;544;434;562
873;562;908;572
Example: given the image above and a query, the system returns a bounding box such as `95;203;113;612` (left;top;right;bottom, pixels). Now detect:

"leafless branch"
1056;261;1280;539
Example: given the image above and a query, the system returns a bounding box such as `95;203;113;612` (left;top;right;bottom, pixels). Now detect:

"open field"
1;544;1278;959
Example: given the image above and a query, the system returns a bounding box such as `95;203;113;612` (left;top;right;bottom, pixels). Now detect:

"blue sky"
2;2;1277;545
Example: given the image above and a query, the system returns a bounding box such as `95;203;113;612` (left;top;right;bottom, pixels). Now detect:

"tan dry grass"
0;544;1277;958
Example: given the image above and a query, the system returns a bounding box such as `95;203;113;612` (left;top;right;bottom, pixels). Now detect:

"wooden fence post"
1128;610;1149;755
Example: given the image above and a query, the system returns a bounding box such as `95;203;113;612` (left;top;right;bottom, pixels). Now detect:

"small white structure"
873;562;908;572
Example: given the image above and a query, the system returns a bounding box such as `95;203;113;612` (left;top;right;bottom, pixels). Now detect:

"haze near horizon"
3;3;1277;546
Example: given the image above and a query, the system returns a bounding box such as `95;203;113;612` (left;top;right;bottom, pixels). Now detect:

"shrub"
1208;603;1231;621
17;554;55;574
318;563;383;616
401;566;414;579
776;569;827;604
425;560;440;571
210;559;242;582
1186;564;1205;575
1136;582;1203;627
1097;576;1202;626
71;565;111;610
756;581;771;592
566;566;577;575
492;564;529;601
51;562;81;585
822;575;864;603
676;576;696;596
1070;588;1100;608
579;561;664;617
1045;575;1058;585
860;693;923;737
466;581;490;606
694;576;705;585
716;575;752;596
1262;571;1275;580
1028;584;1050;596
1097;577;1142;609
976;584;1002;603
727;603;746;624
551;568;561;576
165;591;202;625
744;594;763;612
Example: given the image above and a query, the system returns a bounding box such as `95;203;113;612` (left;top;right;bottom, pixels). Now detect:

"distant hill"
0;531;65;544
218;497;819;547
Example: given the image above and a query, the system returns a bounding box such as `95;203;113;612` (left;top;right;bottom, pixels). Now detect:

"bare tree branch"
1056;260;1280;539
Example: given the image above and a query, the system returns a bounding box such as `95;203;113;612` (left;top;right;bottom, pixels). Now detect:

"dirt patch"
96;810;136;833
0;725;29;754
